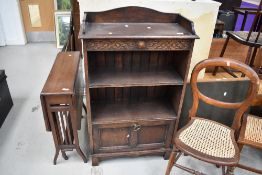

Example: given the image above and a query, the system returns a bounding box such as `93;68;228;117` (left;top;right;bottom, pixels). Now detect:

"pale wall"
77;0;221;78
0;0;27;45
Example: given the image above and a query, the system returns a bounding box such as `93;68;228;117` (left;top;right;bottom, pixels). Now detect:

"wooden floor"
204;72;262;95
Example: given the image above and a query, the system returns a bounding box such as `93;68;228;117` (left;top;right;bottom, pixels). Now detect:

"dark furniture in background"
62;0;81;52
214;0;242;10
213;1;262;78
0;70;13;128
218;10;236;31
79;6;198;166
214;19;225;38
40;52;87;164
166;58;260;175
71;0;81;51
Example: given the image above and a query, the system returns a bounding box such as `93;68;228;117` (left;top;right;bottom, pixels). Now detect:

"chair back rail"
189;58;260;131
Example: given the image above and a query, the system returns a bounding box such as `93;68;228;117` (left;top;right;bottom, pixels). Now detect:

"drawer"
85;39;192;51
93;119;175;153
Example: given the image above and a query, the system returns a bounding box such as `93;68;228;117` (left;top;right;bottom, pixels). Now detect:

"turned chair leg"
165;150;177;175
249;47;258;67
225;144;243;174
213;36;230;76
242;47;253;77
165;147;182;175
222;166;226;175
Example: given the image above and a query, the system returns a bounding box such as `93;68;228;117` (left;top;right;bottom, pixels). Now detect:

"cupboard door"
136;120;175;149
93;119;175;153
93;123;133;153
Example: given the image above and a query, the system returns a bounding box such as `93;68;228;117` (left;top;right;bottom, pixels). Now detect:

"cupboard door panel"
138;125;167;145
93;124;133;153
100;127;130;147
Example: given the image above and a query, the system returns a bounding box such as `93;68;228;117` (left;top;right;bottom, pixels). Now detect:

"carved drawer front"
85;39;192;51
93;119;175;153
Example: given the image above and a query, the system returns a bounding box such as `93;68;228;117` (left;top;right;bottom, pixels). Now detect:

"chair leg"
213;36;230;76
225;143;244;174
242;47;253;77
249;47;258;67
222;166;226;175
165;149;178;175
226;167;235;175
82;103;87;115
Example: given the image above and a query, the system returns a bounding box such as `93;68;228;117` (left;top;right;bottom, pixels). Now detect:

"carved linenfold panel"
85;39;192;51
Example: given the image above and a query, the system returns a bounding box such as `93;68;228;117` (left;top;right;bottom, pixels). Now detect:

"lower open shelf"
91;100;177;124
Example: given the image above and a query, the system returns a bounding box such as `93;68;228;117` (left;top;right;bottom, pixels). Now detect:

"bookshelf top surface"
80;22;198;39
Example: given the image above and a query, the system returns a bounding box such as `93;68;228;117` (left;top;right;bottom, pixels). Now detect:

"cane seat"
227;31;262;47
238;115;262;148
175;118;239;165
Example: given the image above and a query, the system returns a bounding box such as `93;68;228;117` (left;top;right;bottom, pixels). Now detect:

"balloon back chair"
165;58;260;175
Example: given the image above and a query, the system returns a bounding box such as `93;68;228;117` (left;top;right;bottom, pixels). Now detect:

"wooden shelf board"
89;71;183;88
92;101;177;124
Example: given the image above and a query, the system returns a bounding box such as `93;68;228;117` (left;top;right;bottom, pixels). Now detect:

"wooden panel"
84;7;178;23
100;127;130;147
137;125;167;145
85;39;193;51
20;0;55;32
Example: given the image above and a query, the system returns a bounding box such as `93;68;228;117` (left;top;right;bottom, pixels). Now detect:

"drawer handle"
133;124;141;131
137;41;145;49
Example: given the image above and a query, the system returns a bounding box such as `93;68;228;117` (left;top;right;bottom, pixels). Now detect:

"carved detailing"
85;39;192;51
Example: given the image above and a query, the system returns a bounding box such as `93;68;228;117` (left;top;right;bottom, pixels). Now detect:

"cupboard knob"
133;124;141;131
137;41;145;49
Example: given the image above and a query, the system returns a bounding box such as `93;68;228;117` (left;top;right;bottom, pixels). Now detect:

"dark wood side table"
40;52;87;165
